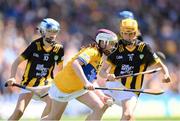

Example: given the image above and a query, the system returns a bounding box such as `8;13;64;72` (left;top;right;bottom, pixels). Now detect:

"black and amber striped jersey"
107;39;160;92
20;37;64;87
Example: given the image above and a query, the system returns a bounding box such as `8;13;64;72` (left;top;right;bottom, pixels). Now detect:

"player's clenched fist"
107;74;116;81
162;74;171;83
84;82;95;90
6;77;16;86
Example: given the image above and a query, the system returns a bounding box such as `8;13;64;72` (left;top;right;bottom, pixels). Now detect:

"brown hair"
81;42;98;48
81;42;103;56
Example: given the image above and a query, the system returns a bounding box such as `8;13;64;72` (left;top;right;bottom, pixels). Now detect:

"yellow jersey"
54;47;102;93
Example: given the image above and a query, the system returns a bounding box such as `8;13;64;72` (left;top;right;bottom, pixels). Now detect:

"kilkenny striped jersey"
107;40;160;93
20;37;64;87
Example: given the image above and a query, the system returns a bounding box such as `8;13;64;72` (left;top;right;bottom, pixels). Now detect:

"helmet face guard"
38;18;60;45
96;29;118;55
120;19;138;45
99;40;118;55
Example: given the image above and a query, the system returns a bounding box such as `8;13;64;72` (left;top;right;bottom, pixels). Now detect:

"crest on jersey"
128;54;134;61
54;55;59;61
139;54;144;59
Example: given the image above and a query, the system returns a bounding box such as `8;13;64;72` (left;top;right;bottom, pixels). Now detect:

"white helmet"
38;18;60;36
95;29;118;55
96;29;118;44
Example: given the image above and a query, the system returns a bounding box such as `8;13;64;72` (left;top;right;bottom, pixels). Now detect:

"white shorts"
19;85;50;100
103;81;138;105
48;84;88;102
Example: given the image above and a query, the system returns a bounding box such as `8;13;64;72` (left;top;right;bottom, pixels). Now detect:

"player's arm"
72;49;95;90
92;81;113;105
6;41;35;86
6;56;26;86
145;44;171;83
152;56;171;83
99;61;110;78
99;58;116;81
72;59;94;90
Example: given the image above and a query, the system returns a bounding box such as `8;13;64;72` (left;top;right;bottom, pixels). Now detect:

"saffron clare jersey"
54;47;102;93
107;40;160;94
21;38;64;87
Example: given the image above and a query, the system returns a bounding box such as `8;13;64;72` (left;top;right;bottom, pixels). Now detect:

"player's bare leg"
40;95;52;118
42;99;68;120
8;93;33;120
121;97;137;121
77;91;106;121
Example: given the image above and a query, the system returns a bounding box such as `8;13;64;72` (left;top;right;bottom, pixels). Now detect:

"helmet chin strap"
99;42;118;56
44;37;57;46
122;39;136;46
102;50;111;56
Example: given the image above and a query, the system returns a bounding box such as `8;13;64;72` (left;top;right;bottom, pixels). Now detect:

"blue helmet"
38;18;60;36
118;11;134;20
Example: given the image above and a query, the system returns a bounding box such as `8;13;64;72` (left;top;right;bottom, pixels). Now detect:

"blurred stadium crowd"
0;0;180;96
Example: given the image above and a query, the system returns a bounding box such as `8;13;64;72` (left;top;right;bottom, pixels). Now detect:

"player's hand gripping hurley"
5;83;48;98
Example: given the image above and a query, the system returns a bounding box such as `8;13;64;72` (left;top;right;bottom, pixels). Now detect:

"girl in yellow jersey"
99;19;171;121
5;18;64;120
44;29;118;120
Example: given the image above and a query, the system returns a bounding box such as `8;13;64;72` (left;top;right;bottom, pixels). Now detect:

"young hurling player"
118;10;166;60
99;19;171;121
6;18;64;120
43;29;118;121
118;10;143;41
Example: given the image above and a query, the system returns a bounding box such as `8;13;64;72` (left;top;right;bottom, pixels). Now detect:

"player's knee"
11;109;24;119
17;109;24;116
123;112;133;120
